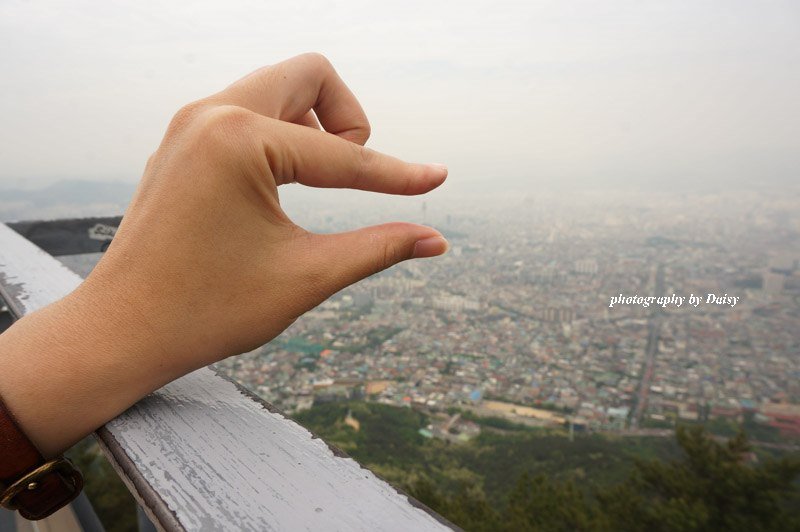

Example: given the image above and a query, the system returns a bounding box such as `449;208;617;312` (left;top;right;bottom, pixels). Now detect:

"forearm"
0;52;448;464
0;280;183;458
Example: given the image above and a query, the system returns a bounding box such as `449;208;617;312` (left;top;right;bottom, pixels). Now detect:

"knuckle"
348;122;371;146
300;52;333;71
193;105;256;151
167;101;256;151
399;170;415;196
167;100;210;136
375;236;400;274
350;144;373;189
260;124;292;182
202;105;255;133
144;151;159;172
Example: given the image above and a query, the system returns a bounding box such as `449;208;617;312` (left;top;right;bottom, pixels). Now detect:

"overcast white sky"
1;0;798;191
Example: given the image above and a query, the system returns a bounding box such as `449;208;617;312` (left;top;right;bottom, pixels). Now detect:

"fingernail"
412;236;449;258
427;163;448;173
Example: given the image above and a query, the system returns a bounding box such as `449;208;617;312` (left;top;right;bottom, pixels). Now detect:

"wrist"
0;280;180;457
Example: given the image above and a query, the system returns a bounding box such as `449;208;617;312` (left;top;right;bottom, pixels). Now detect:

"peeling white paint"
109;370;450;531
0;223;82;314
0;223;452;531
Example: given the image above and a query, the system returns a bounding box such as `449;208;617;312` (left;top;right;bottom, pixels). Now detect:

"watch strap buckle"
0;457;84;520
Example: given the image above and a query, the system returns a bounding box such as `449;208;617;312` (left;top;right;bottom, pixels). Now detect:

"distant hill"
0;179;136;221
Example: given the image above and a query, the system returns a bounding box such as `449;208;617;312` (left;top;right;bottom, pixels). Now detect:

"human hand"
0;53;447;456
88;52;448;367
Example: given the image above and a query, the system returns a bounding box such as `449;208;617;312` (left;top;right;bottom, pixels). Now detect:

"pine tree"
504;472;595;531
598;426;800;531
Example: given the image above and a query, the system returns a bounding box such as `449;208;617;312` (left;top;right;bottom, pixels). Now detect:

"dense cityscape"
6;182;799;530
209;186;800;442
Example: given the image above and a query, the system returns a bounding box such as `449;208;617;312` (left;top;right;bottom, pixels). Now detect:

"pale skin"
0;53;448;458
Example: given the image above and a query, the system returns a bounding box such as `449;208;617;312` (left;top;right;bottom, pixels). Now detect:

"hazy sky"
1;0;798;191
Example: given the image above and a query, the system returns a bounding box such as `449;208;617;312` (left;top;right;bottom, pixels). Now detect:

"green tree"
296;403;800;531
598;426;800;531
504;472;596;531
408;475;500;532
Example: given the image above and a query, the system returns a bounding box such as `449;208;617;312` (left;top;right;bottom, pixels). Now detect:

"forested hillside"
295;402;800;531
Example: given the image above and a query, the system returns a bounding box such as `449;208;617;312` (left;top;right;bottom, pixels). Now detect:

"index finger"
260;116;447;195
216;53;371;145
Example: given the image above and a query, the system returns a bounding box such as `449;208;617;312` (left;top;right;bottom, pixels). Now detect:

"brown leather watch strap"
0;396;83;520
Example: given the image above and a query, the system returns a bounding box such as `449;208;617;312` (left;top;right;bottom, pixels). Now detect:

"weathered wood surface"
0;223;454;531
0;224;83;315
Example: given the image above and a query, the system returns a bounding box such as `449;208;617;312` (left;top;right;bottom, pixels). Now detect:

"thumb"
305;222;448;296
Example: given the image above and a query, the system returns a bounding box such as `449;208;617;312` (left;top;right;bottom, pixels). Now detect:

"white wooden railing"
0;220;455;531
